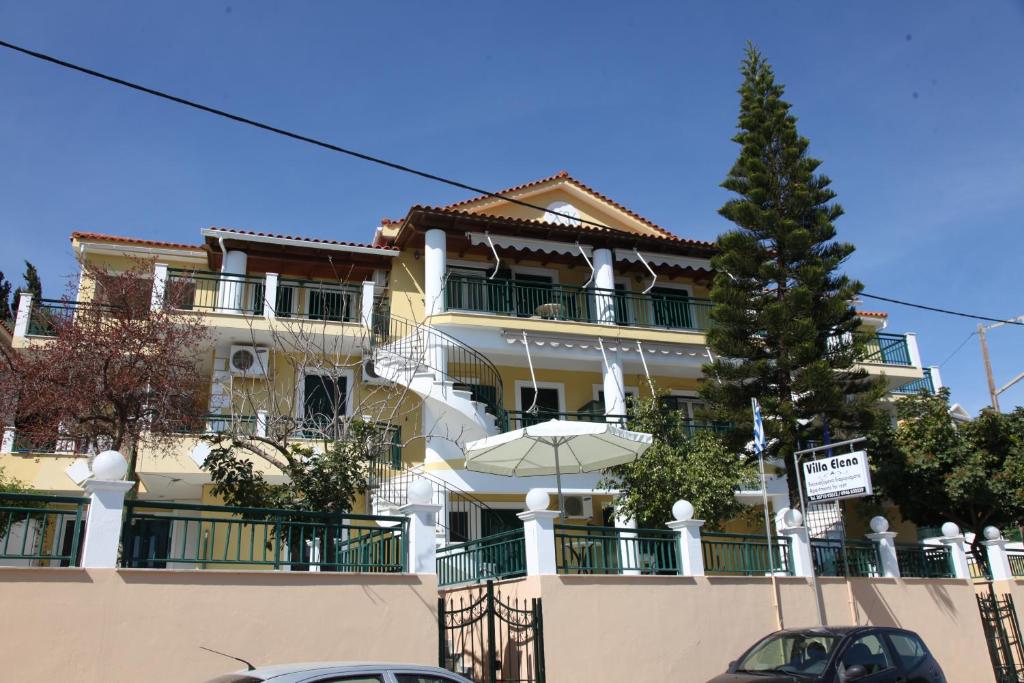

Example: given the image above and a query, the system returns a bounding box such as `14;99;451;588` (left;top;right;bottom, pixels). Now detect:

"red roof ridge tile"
857;310;889;318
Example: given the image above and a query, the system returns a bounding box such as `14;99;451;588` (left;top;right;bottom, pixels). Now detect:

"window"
649;286;693;329
395;674;463;683
314;676;384;683
841;633;894;676
886;632;928;670
302;373;348;437
374;423;402;470
518;386;562;427
735;632;840;677
513;273;554;318
448;511;470;544
308;287;357;322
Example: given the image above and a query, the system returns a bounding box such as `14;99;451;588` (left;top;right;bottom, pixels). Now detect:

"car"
205;662;476;683
707;626;947;683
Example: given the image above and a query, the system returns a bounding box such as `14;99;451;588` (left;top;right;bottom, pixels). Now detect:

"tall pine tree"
702;45;882;506
12;260;42;316
0;271;11;321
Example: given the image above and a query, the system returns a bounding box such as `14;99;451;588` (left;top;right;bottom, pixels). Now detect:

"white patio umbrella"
463;419;654;519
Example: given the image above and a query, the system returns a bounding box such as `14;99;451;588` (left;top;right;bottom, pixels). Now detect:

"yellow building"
3;172;940;547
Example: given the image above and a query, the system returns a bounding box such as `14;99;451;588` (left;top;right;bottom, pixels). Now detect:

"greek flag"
752;398;766;456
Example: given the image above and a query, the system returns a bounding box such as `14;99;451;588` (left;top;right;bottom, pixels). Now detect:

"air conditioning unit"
562;495;593;520
228;345;269;378
362;357;390;385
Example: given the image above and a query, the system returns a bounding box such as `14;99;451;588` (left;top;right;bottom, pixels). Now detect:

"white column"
667;519;705;577
939;524;971;579
602;349;626;418
613;503;640;576
217;249;248;313
263;272;278;319
150;263;168;311
81;479;135;568
1;426;15;453
400;481;443;574
256;410;269;438
779;525;815;578
983;530;1014;581
867;532;900;578
905;332;922;368
424;229;447;317
13;292;32;337
361;280;377;329
592;247;616;324
518;490;559;576
929;366;943;393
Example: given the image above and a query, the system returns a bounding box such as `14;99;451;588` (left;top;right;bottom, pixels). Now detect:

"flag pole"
753;398;782;629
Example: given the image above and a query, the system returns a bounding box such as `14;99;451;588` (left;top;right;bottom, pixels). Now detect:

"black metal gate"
978;592;1024;683
439;581;545;683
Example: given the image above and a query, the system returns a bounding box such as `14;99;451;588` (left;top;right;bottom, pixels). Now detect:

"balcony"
858;332;913;366
165;269;362;322
892;367;937;395
504;402;732;435
443;273;712;333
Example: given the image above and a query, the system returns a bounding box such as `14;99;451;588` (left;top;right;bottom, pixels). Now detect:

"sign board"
802;451;873;502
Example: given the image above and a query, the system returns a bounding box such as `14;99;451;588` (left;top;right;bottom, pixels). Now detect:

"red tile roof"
207;226;398;251
858;310;889;319
443;171;711;246
71;231;204;251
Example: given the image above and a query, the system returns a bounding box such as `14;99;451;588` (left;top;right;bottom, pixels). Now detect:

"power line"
0;38;613;233
3;39;1020;333
861;293;1024;327
938;331;976;368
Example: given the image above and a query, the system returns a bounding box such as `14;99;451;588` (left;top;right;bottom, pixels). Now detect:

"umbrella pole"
553;441;566;520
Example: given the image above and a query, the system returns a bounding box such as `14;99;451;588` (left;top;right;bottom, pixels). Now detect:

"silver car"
206;662;475;683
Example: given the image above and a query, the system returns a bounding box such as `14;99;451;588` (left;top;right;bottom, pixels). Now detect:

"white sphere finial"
783;508;804;529
91;450;128;481
672;500;694;522
869;516;890;534
941;522;961;538
407;479;433;505
526;489;550;512
984;526;1002;541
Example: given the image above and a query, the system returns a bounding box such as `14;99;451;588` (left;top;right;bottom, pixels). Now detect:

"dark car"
708;626;947;683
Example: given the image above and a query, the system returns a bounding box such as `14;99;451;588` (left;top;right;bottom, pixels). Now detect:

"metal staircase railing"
367;306;506;426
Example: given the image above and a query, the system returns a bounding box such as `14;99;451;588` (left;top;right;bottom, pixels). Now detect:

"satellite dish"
189;442;212;468
65;460;92;486
543;201;581;226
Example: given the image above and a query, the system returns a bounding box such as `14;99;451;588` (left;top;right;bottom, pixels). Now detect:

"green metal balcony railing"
165;269;265;314
895;543;954;578
271;277;362;322
554;524;680;575
1010;552;1024;578
505;407;732;436
172;413;259;436
0;493;89;567
436;528;526;587
443;273;713;332
811;538;882;577
120;500;408;572
25;299;121;337
859;332;913;367
892;368;937;395
702;532;793;576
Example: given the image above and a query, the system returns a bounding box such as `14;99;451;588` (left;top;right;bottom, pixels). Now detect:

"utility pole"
977;315;1024;413
978;323;1000;413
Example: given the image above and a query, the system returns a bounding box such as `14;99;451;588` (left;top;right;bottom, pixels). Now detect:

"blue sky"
1;2;1022;414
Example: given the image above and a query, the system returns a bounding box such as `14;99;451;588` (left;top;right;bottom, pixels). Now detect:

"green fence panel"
436;528;526;587
554;524;679;575
0;492;88;566
702;532;793;576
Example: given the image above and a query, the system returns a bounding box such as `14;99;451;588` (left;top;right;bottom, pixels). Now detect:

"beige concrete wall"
537;574;992;683
0;568;438;683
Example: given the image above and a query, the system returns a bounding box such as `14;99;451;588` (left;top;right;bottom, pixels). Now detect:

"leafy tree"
702;44;882;505
2;262;208;488
203;419;385;513
0;271;12;321
600;394;755;528
0;466;30;494
870;389;1024;568
12;261;42;314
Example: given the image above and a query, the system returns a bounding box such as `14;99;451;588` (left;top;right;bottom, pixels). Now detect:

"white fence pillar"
361;280;377;329
13;292;32;337
518;490;559;576
939;523;971;580
263;272;278;319
424;228;447;317
666;500;704;577
150;263;168;311
81;479;134;568
983;527;1014;581
866;516;900;578
399;480;442;574
779;524;815;578
1;426;15;454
